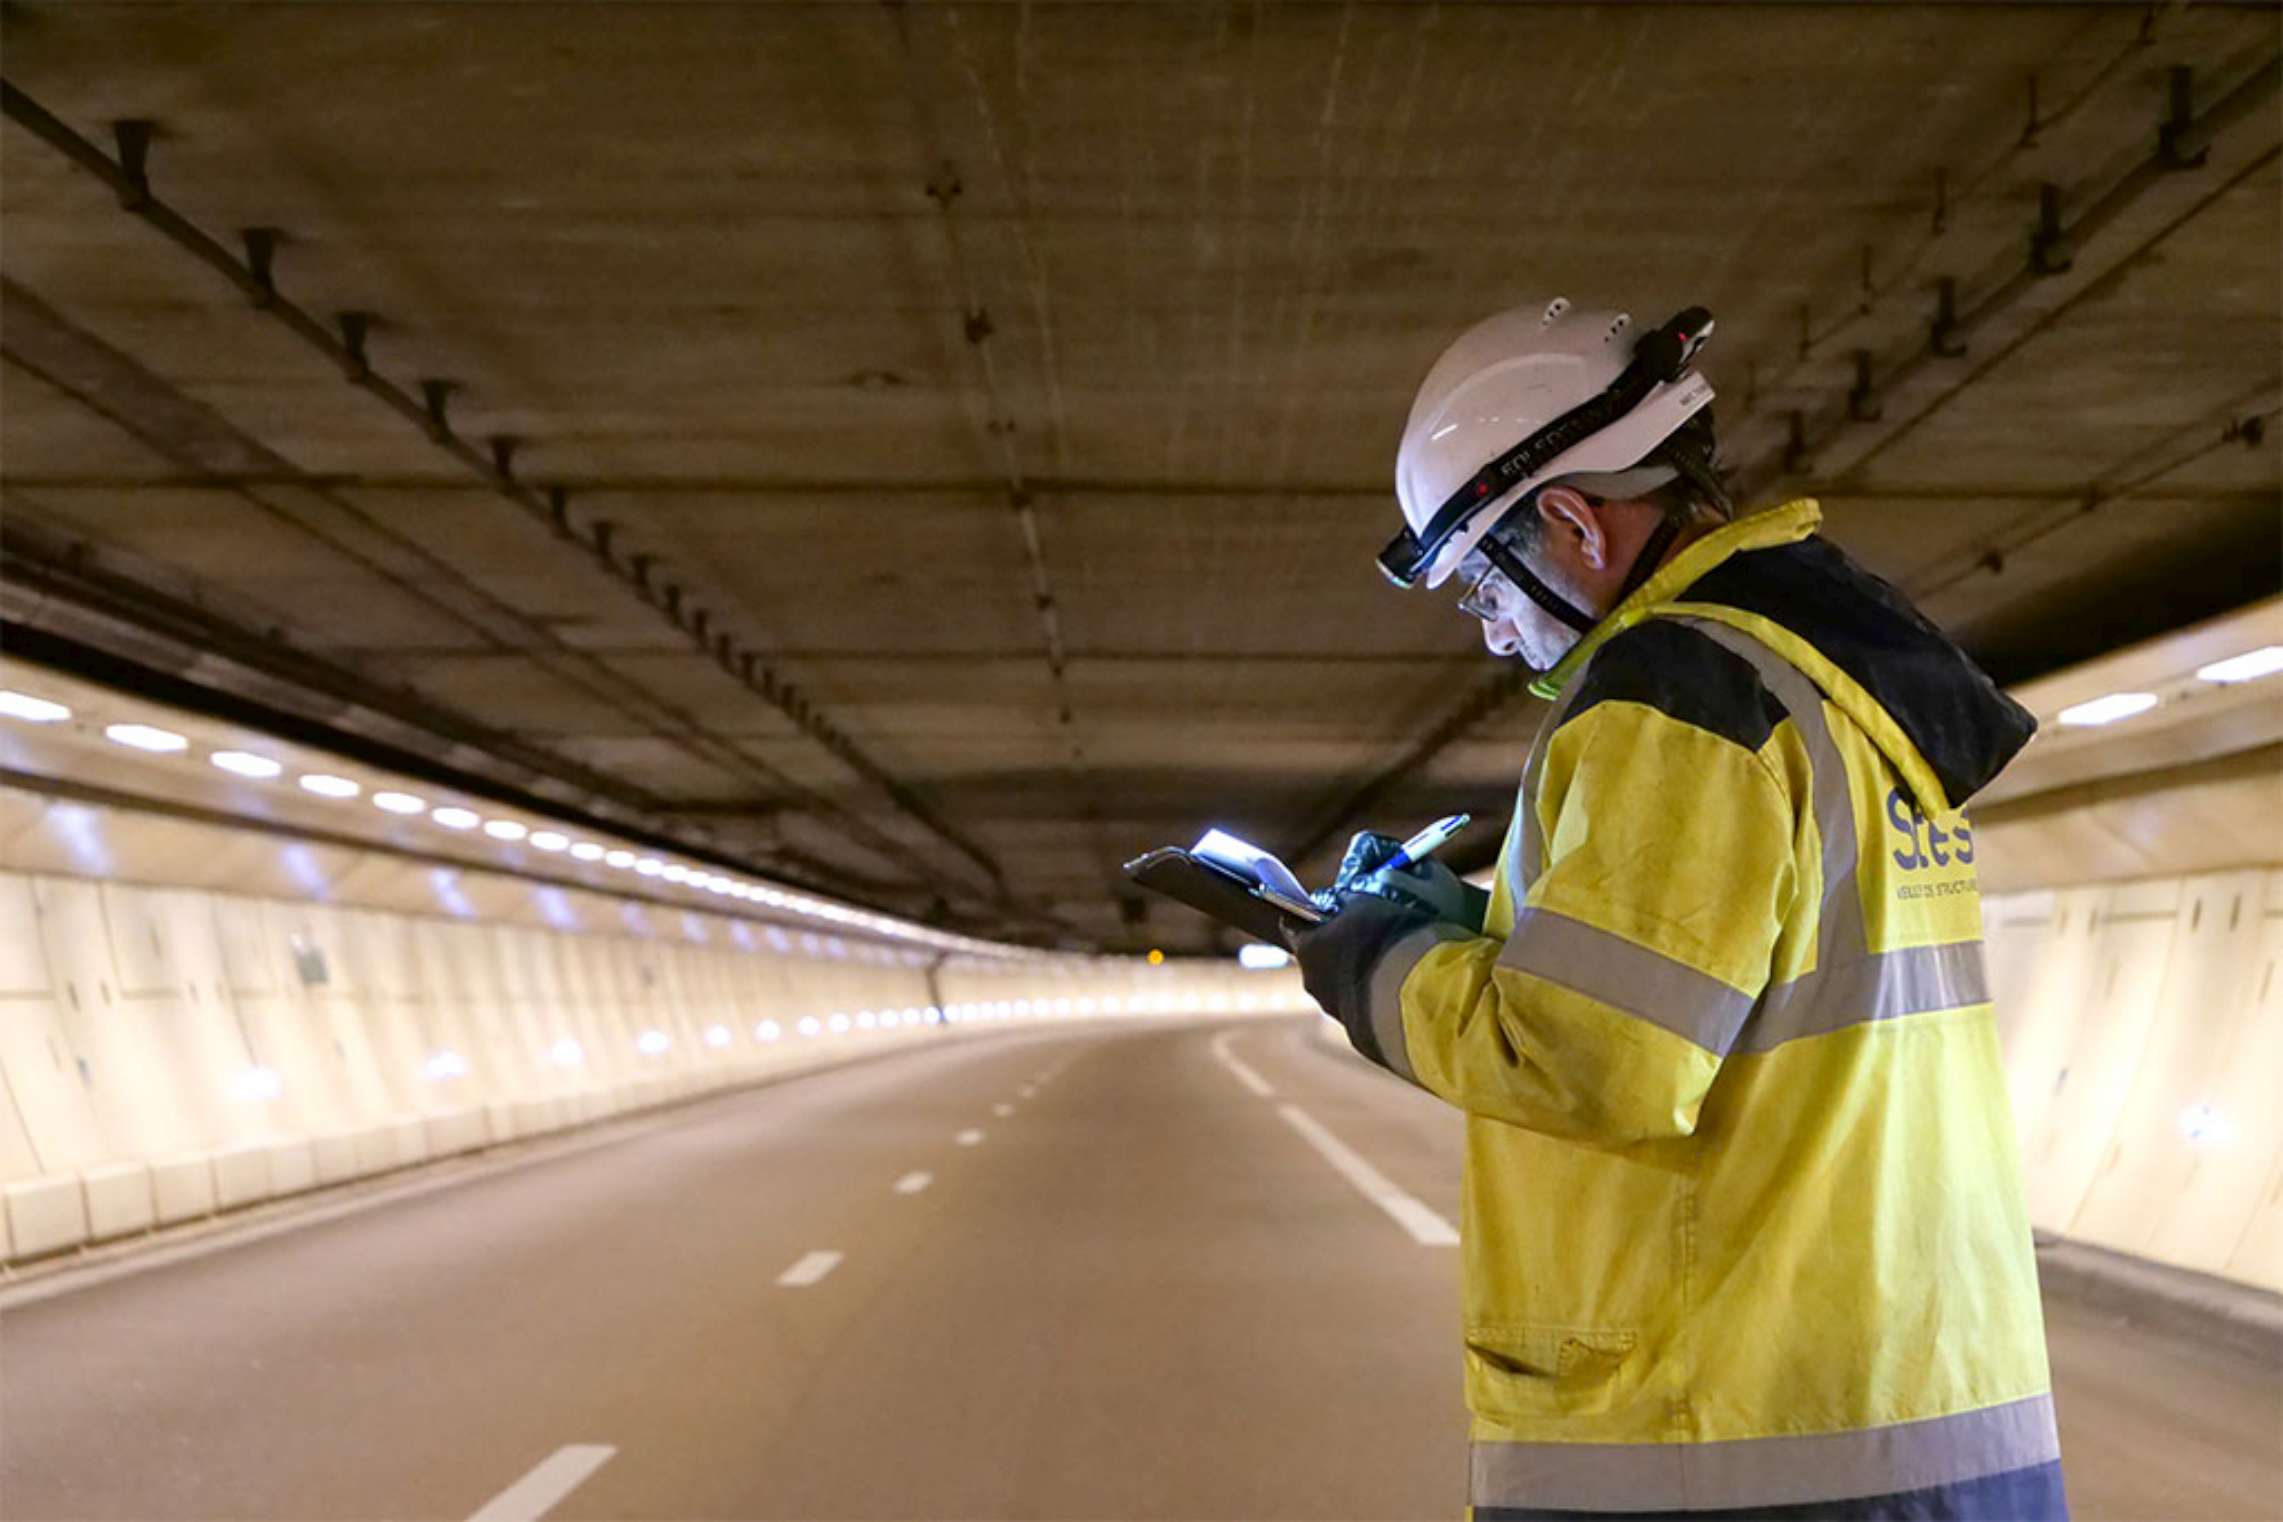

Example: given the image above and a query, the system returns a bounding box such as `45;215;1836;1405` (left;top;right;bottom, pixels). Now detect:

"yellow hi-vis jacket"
1299;501;2065;1520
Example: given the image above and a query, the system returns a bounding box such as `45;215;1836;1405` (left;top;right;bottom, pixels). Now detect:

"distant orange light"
1147;948;1165;966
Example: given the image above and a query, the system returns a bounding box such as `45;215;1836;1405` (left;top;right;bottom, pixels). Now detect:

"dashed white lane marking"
1210;1029;1276;1098
775;1249;844;1287
1018;1085;1038;1099
467;1444;616;1522
955;1128;985;1146
993;1102;1015;1117
1277;1104;1459;1247
893;1171;933;1195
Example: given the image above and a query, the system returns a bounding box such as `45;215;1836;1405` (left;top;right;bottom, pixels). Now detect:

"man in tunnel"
1290;299;2066;1521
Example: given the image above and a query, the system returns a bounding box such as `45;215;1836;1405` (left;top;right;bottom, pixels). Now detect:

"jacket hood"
1537;500;2035;816
1678;528;2036;814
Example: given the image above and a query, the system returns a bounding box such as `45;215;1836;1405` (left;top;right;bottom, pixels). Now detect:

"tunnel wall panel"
1983;867;2283;1292
80;1160;155;1241
0;798;1300;1267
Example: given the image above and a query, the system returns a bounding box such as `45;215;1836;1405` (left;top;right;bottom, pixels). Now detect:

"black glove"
1286;891;1435;1057
1315;830;1489;933
1364;858;1488;931
1319;830;1407;908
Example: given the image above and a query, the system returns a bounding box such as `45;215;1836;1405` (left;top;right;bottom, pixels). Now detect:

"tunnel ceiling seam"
883;0;1125;917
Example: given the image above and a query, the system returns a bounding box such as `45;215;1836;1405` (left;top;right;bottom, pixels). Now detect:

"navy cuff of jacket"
1293;895;1471;1082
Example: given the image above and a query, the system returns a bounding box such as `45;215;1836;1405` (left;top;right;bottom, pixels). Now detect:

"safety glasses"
1454;558;1515;624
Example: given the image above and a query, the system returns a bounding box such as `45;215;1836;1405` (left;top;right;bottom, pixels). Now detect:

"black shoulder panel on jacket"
1562;618;1787;752
1684;536;2036;806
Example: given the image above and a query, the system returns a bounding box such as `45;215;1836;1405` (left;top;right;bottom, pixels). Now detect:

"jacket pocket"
1464;1323;1641;1421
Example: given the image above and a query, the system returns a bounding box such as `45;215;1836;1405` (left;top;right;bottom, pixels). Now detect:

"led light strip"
0;674;1037;959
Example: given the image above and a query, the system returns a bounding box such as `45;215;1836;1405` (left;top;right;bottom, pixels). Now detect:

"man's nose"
1481;617;1522;658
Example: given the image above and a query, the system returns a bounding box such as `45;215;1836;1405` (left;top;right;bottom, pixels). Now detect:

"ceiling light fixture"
0;691;72;723
2057;692;2158;728
105;722;188;753
2196;645;2283;685
210;750;283;780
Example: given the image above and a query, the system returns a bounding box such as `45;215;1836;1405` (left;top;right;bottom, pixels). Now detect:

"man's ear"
1534;487;1610;570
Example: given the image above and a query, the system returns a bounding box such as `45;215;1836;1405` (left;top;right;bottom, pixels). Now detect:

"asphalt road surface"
2;1017;2276;1520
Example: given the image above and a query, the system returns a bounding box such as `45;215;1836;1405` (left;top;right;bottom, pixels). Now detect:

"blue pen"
1382;812;1471;875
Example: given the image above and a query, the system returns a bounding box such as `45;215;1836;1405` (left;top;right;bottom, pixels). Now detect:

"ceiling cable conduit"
1903;393;2283;606
1734;52;2280;500
1822;140;2283;492
0;78;1014;909
1749;10;2173;400
0;278;911;892
0;528;994;927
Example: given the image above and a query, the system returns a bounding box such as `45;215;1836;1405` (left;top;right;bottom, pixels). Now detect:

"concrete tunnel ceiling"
0;2;2276;954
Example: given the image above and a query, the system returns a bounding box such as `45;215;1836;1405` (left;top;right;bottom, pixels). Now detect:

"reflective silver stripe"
1365;921;1470;1085
1740;939;1992;1054
1678;618;1866;962
1677;619;1991;1056
1496;909;1755;1057
1512;676;1590;907
1470;1392;2060;1513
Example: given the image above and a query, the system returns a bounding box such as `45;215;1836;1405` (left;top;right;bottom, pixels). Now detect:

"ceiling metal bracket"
2158;66;2209;169
1781;411;1813;475
109;119;152;209
336;311;373;382
240;228;280;308
2030;183;2073;275
1929;277;1967;358
1845;351;1882;422
420;378;456;441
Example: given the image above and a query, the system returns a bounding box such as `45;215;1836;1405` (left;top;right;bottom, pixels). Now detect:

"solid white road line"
466;1444;616;1522
774;1249;844;1287
1276;1103;1459;1246
1210;1029;1276;1098
993;1102;1015;1117
893;1171;933;1195
955;1128;985;1146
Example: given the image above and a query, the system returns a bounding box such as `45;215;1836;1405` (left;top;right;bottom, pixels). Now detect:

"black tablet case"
1122;847;1323;943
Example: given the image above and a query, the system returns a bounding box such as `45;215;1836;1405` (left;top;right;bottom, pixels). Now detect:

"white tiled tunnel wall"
0;865;1308;1265
1983;867;2283;1292
20;821;2274;1292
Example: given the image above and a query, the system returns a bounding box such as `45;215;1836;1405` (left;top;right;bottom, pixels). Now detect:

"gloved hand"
1322;830;1407;904
1315;830;1488;933
1362;857;1487;929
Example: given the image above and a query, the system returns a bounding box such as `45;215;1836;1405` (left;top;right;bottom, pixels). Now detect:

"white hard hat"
1381;298;1717;590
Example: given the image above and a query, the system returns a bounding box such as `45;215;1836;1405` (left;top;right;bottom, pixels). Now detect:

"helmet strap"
1479;534;1597;636
1616;512;1683;602
1479;508;1685;640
